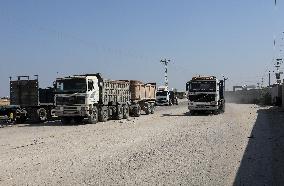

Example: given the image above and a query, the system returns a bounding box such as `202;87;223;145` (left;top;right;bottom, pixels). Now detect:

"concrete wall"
271;85;282;106
225;89;262;104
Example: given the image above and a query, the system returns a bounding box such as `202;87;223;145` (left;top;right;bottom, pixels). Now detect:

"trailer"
54;74;156;124
128;80;156;116
10;76;55;123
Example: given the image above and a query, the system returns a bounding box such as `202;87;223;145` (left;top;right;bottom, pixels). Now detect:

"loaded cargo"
129;80;156;116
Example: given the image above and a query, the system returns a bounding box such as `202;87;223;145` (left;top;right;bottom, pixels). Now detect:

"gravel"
0;102;283;185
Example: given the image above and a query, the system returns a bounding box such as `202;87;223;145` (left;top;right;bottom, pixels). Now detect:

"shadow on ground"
161;112;212;117
17;120;85;127
233;107;284;186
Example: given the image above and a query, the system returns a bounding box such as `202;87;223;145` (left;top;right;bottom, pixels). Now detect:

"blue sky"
0;0;283;96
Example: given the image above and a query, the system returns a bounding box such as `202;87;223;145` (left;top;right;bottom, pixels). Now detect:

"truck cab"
186;76;225;114
156;86;178;106
54;75;100;123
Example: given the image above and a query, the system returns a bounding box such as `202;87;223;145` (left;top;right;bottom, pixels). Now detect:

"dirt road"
0;102;283;185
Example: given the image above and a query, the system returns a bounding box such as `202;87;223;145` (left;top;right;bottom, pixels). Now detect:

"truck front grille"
56;96;85;105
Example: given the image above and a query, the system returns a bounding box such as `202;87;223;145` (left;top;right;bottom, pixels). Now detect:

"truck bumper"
55;106;89;117
188;104;218;111
156;102;169;106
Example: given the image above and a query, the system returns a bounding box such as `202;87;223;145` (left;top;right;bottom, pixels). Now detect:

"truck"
10;76;55;123
0;105;25;124
54;74;156;124
156;86;178;106
186;76;225;115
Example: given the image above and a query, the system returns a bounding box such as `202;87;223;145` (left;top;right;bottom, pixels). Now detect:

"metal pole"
269;71;271;87
160;59;171;89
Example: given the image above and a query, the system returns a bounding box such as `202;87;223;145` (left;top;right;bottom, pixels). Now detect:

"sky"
0;0;283;97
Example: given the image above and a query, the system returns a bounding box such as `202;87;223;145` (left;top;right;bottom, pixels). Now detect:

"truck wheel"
15;116;27;124
61;117;71;125
88;106;99;124
123;105;129;119
221;103;225;113
133;105;141;117
145;103;151;115
213;110;219;115
37;108;47;122
115;105;123;120
99;106;108;122
150;103;155;114
189;110;195;115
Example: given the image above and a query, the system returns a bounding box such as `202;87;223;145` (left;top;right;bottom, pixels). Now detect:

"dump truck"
54;73;156;124
186;76;225;114
10;76;55;123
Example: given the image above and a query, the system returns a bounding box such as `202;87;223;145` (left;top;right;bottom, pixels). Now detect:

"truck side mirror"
88;80;94;91
186;83;189;91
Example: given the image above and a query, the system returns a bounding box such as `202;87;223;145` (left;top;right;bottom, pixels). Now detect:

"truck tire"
15;109;26;124
145;103;151;115
133;105;141;117
150;103;155;114
221;102;225;113
88;106;98;124
213;110;219;115
61;117;71;125
99;106;108;122
123;105;129;119
29;108;39;123
37;108;47;122
15;116;27;124
115;105;123;120
189;110;195;115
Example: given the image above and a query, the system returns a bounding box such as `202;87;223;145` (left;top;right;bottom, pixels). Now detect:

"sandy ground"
0;102;283;185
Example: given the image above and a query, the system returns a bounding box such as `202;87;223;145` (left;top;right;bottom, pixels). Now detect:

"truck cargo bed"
129;80;156;101
102;80;131;104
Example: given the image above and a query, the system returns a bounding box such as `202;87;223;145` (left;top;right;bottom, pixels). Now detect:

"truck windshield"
156;91;168;96
189;81;216;92
56;79;86;93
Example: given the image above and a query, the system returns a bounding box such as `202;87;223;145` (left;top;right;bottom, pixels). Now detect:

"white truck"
186;76;225;115
54;74;156;124
156;86;178;106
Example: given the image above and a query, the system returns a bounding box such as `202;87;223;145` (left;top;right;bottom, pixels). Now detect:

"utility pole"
160;58;171;89
268;71;271;87
275;58;283;84
222;76;228;91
